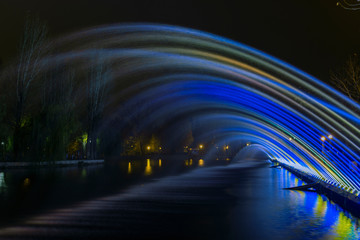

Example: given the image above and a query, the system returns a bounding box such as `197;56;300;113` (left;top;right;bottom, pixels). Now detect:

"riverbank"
0;159;104;169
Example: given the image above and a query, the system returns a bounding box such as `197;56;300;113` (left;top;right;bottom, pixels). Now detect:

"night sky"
1;0;359;82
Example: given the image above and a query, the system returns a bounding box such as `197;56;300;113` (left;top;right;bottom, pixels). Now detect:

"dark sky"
1;0;360;82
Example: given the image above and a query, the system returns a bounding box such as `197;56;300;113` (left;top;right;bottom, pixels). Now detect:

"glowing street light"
147;146;151;150
321;136;326;154
199;144;203;150
328;135;333;139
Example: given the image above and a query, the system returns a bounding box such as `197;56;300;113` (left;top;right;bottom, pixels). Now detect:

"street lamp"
321;136;326;154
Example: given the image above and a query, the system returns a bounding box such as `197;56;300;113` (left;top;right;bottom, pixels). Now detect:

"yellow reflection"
158;159;162;167
313;195;327;218
145;159;152;175
294;178;298;186
332;212;355;239
226;158;230;161
189;159;193;166
23;178;31;187
199;159;204;166
185;160;189;166
81;169;87;178
128;162;132;174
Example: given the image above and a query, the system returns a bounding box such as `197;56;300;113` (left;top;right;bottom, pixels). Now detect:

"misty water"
0;156;359;239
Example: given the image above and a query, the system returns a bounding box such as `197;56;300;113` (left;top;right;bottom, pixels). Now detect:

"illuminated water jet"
2;23;360;198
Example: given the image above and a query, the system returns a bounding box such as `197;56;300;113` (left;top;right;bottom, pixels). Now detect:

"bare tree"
13;14;47;161
86;53;111;159
331;53;360;103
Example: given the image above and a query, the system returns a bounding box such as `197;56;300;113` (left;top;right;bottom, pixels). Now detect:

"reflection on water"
313;195;327;219
0;158;359;239
127;162;132;174
81;169;87;178
0;172;7;194
198;159;204;167
23;178;31;187
275;168;360;240
144;159;152;176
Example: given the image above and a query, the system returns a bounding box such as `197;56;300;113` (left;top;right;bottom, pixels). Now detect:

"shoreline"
0;159;104;169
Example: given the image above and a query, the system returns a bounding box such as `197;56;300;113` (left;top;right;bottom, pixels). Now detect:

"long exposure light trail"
4;23;360;196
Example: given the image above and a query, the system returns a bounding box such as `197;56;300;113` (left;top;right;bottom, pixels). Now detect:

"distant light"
321;136;326;142
159;159;162;167
1;142;4;145
225;145;229;150
147;146;151;150
328;135;333;139
199;144;203;149
289;137;292;141
159;146;162;150
246;143;250;146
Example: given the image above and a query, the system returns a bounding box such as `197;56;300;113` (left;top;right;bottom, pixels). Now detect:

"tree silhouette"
86;53;111;159
13;14;47;161
331;53;360;103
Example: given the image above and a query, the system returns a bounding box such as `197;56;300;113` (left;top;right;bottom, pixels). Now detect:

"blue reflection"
278;168;360;239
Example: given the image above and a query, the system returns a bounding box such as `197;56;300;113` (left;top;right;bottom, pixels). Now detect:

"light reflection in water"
332;212;358;240
144;159;152;176
198;159;204;167
158;159;162;167
81;169;87;178
282;168;360;239
313;195;327;219
0;172;6;194
128;162;132;174
23;178;31;187
185;159;194;167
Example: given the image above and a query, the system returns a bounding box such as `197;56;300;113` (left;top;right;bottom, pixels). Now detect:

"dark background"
0;0;359;82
